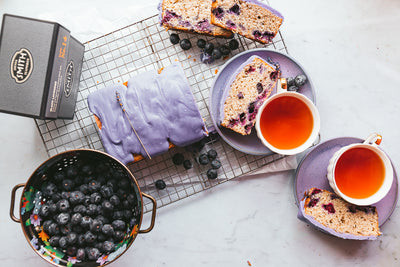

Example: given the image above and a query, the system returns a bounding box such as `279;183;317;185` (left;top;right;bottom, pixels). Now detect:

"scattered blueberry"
286;77;295;87
183;159;193;170
198;154;209;165
219;45;230;56
211;48;222;59
288;85;298;92
155;179;167;190
211;159;222;169
200;52;214;64
204;42;214;54
294;74;307;87
207;149;218;160
229;39;239;50
172;153;185;165
207;169;218;179
180;39;192;50
169;33;180;45
197;39;206;49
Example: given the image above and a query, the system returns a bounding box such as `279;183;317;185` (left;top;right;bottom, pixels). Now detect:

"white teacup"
255;78;320;155
327;133;393;206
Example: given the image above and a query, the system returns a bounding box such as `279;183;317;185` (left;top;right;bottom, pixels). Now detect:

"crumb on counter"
158;67;164;74
175;58;179;62
215;69;218;74
247;260;252;266
188;55;191;59
193;58;196;62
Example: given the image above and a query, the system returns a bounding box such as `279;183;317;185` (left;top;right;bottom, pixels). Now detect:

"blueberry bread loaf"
211;0;283;44
220;55;279;135
298;188;381;240
159;0;233;38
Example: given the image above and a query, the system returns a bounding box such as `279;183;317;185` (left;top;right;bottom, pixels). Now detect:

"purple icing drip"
297;199;378;240
88;63;207;165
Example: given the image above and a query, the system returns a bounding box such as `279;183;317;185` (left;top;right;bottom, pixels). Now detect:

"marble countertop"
1;0;399;266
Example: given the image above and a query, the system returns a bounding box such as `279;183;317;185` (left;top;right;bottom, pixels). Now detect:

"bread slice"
159;0;233;38
220;55;279;135
211;0;283;44
298;188;381;240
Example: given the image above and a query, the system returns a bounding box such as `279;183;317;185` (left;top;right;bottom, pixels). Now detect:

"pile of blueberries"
169;33;239;64
286;74;308;92
38;161;138;261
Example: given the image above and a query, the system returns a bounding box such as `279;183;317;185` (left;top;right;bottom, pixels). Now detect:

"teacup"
255;78;320;155
327;133;393;206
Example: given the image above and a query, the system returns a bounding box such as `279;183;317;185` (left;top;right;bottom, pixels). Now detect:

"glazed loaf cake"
159;0;233;38
221;55;278;135
298;188;381;240
211;0;283;44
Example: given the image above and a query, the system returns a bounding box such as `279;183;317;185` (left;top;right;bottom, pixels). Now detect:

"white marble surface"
1;0;400;266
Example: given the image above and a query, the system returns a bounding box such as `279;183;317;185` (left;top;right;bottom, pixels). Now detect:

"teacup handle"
363;133;382;146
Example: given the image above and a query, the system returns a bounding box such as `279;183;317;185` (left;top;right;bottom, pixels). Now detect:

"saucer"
294;137;398;226
209;48;316;155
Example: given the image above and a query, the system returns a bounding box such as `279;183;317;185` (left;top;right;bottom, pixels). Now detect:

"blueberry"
95;215;109;225
183;159;193;170
90;192;102;204
56;213;70;225
123;210;133;220
65;165;78;178
204;42;214;54
87;247;101;261
81;216;93;229
229;39;239;50
112;220;126;231
51;192;62;202
53;171;66;183
73;205;87;214
61;179;74;191
66;247;77;257
60;224;72;235
102;224;115;236
76;248;86;261
180;39;192;50
288;85;298;92
60;191;71;200
83;195;91;206
219;45;230;55
169;33;180;45
207;169;218;179
113;210;124;220
113;230;125;242
81;164;94;175
286;77;295;87
198;154;209;165
88;180;101;193
100;185;114;198
172;153;184;165
77;234;86;246
211;48;222;60
71;213;83;225
43;182;58;197
90;219;103;233
106;179;119;190
48;222;60;235
102;241;115;253
109;195;120;207
70;191;85;205
56;199;70;212
39;204;51;217
207;149;218;160
84;231;96;244
102;200;114;213
43;220;53;233
211;159;222;169
197;38;206;49
59;236;69;248
200;52;214;64
155;179;167;190
294;74;307;87
48;236;60;249
79;184;90;195
86;204;98;216
67;232;78;245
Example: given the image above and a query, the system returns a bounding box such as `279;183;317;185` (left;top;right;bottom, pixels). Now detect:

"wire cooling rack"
35;14;289;213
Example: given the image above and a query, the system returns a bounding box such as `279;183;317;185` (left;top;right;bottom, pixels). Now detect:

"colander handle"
10;183;25;223
139;193;157;233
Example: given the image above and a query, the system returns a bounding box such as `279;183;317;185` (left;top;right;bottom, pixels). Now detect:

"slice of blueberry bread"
298;188;381;240
211;0;283;44
221;55;279;135
159;0;233;38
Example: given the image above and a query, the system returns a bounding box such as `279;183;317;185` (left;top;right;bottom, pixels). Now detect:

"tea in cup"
255;78;320;155
327;133;393;206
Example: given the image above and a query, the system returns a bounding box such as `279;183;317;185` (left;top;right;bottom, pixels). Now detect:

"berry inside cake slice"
211;0;283;44
159;0;233;38
220;55;279;135
298;188;381;240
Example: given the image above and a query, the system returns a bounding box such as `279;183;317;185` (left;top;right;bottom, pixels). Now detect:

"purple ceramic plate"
294;137;399;226
209;48;316;155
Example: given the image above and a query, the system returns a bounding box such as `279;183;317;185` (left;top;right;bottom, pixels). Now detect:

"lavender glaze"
88;63;207;165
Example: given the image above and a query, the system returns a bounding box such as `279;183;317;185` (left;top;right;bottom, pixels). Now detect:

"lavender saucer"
209;48;316;155
294;137;398;226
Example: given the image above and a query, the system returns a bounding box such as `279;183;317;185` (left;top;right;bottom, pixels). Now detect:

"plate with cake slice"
209;48;316;155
